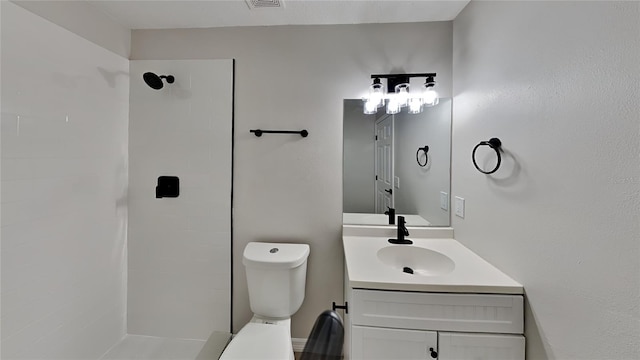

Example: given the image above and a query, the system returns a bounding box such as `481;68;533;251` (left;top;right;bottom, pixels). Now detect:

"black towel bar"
250;129;308;137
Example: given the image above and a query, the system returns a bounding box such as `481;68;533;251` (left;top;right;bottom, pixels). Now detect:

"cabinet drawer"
351;289;523;334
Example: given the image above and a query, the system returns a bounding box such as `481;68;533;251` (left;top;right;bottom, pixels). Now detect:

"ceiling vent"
245;0;284;9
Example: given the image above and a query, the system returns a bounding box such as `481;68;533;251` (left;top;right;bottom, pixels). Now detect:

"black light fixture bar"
370;72;436;79
370;73;437;93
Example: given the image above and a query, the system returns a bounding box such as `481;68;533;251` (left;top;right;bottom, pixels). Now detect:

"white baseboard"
291;337;307;353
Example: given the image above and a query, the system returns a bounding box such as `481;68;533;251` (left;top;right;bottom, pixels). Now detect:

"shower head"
143;72;175;90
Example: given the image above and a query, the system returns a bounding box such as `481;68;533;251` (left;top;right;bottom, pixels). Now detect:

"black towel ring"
472;138;502;174
416;146;429;167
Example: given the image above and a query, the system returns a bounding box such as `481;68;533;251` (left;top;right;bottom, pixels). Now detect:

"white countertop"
343;236;523;294
343;213;431;226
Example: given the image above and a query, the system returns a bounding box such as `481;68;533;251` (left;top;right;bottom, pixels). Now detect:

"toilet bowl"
220;242;310;360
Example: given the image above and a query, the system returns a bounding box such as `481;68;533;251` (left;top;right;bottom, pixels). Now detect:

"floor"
101;332;230;360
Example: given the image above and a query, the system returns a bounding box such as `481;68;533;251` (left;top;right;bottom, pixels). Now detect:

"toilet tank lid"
243;242;310;269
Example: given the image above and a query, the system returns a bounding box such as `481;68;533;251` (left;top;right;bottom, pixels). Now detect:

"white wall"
131;21;453;337
1;2;129;358
343;100;375;213
394;98;451;225
452;2;639;359
11;0;131;58
128;60;233;339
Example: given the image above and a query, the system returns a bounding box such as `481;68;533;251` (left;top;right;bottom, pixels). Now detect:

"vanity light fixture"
422;75;439;107
363;73;438;115
364;78;385;114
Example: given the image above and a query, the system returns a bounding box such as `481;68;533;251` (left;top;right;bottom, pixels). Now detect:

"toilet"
220;242;310;360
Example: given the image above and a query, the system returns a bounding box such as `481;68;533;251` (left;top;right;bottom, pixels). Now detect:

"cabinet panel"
343;265;353;359
351;326;437;360
438;332;525;360
351;289;523;334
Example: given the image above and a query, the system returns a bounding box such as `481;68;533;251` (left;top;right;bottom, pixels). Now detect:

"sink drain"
403;267;414;274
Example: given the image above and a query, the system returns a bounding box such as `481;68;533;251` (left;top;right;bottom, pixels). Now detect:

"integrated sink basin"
343;234;524;294
377;246;455;276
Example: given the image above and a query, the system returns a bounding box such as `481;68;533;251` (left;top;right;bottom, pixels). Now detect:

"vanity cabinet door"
351;326;437;360
438;332;525;360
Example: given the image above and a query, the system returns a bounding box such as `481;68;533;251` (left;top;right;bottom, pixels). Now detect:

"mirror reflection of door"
375;115;394;213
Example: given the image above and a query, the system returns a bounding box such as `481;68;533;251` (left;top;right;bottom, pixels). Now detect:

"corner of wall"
10;0;131;58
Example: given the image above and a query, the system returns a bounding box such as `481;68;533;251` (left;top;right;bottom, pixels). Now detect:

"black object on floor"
300;310;344;360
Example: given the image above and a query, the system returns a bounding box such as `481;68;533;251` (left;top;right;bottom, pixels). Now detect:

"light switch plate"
394;176;400;188
440;191;448;210
454;196;465;218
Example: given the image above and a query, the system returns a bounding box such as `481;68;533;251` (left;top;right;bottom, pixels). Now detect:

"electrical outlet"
454;196;465;218
394;176;400;188
440;191;448;210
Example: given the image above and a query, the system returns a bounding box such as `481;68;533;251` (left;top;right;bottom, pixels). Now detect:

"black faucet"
384;207;395;225
388;216;413;245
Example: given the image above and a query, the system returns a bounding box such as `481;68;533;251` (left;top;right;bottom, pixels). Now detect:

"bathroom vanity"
341;228;525;360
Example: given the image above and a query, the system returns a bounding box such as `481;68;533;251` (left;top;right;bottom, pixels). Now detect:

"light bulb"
422;77;439;107
368;78;385;109
395;84;410;108
423;87;439;107
408;98;423;114
370;89;384;109
363;99;377;114
386;97;400;114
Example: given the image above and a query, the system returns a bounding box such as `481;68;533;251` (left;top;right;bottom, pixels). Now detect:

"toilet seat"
219;323;293;360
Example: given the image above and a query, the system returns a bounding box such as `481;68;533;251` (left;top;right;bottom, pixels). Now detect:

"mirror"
343;98;451;227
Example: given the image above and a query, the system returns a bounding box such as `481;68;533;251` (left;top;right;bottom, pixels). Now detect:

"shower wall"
1;2;129;358
128;60;233;339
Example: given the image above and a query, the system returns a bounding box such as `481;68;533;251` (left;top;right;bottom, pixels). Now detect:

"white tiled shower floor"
100;335;208;360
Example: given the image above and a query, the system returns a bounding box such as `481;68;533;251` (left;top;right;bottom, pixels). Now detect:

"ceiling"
89;0;470;30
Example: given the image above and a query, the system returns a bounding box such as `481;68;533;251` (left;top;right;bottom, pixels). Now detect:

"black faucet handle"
385;207;396;224
398;216;409;235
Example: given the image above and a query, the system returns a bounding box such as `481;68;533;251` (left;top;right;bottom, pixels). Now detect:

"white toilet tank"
243;242;310;319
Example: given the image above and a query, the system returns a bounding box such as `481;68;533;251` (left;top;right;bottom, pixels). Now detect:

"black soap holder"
156;176;179;198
